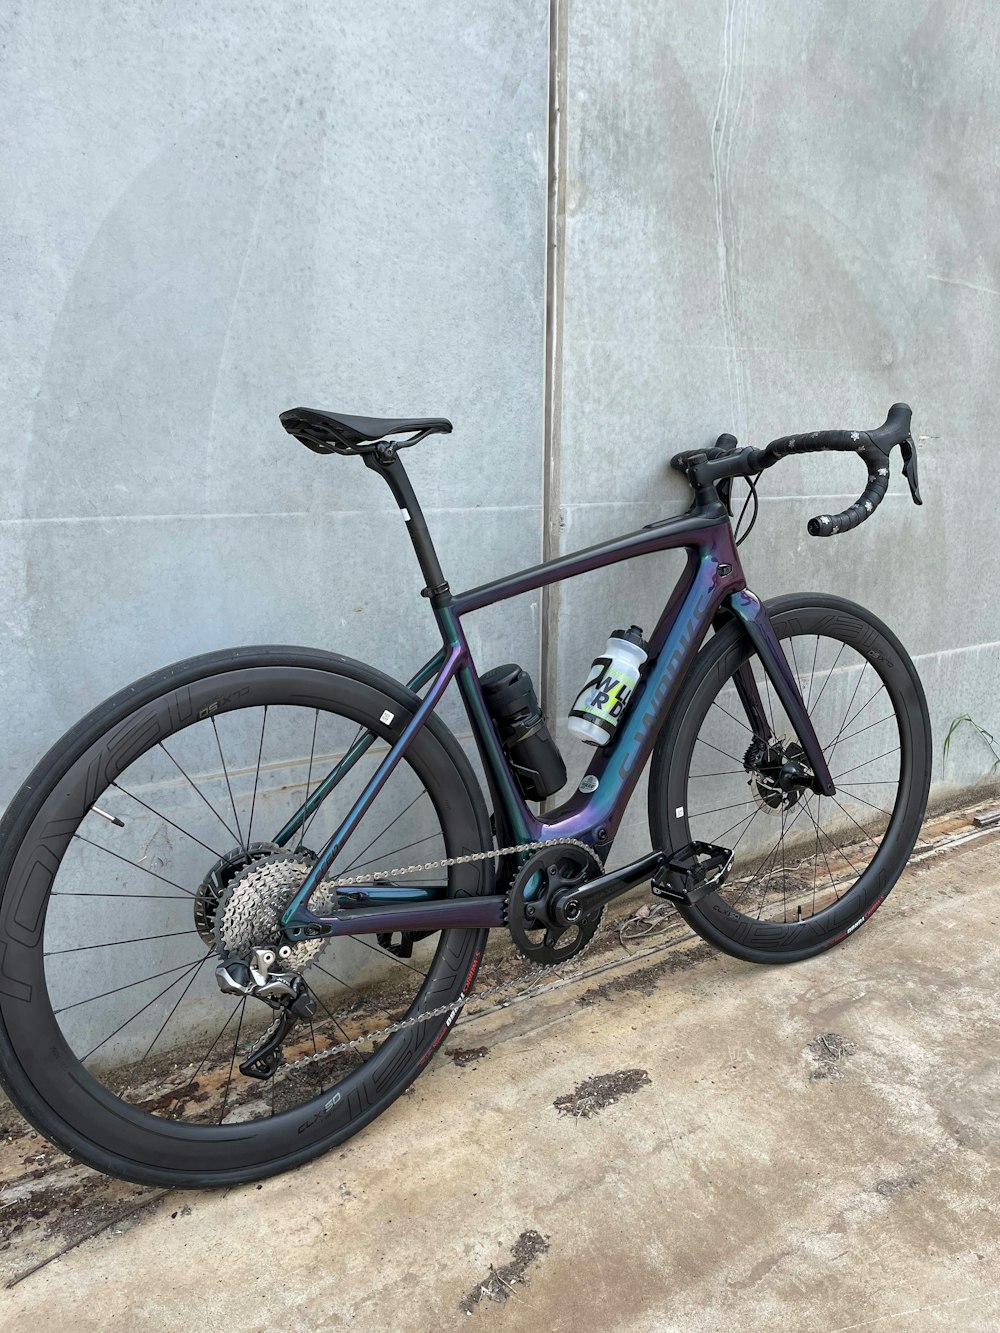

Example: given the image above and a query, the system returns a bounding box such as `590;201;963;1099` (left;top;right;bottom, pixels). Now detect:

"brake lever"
900;434;922;506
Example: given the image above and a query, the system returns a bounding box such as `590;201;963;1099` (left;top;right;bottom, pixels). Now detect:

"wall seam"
540;0;569;722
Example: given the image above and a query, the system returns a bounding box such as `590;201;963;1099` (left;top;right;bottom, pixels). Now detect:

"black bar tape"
808;464;890;537
745;404;911;538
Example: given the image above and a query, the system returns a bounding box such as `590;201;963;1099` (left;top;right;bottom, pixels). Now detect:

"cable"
734;472;761;547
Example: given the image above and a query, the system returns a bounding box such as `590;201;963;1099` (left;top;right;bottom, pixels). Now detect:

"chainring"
215;850;335;968
505;845;603;964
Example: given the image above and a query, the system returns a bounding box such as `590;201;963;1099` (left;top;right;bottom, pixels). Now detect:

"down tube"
544;552;733;844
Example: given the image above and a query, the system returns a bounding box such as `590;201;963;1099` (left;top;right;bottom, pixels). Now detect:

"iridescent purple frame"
279;500;834;938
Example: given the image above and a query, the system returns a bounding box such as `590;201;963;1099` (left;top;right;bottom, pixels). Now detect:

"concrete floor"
3;827;999;1331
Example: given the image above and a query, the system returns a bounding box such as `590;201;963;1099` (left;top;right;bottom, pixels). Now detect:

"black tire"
0;646;493;1187
649;595;931;963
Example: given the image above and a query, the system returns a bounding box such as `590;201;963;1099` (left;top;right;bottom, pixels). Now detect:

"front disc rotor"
506;845;602;964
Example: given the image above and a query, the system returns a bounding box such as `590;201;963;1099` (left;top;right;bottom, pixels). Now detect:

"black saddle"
280;407;452;456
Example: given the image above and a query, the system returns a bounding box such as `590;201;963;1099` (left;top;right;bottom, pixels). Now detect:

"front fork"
725;590;835;796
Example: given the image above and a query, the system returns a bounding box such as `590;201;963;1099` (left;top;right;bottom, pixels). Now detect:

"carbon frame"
278;478;834;939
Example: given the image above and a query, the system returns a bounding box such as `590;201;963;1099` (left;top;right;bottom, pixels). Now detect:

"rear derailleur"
215;949;317;1080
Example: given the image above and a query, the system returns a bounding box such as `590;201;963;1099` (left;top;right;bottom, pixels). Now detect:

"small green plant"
943;714;1000;772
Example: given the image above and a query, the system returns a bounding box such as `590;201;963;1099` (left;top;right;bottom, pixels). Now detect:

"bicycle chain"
276;838;604;1074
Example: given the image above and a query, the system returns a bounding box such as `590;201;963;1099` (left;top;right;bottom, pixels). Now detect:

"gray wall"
1;0;550;786
551;0;1000;857
2;2;998;1051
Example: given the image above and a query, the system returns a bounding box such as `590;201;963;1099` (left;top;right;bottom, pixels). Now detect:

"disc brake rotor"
505;845;602;964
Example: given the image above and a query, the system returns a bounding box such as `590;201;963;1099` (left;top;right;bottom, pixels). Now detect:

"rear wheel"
0;647;492;1187
649;595;931;963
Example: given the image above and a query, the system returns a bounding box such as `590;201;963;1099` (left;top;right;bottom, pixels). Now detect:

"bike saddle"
280;407;453;455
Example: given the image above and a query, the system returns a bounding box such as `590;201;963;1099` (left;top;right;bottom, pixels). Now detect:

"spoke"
829;712;896;749
694;736;746;765
81;955;206;1062
726;799;813;912
710;700;753;734
832;748;900;781
339;791;430;875
350;934;428;978
828;685;888;756
804;798;841;904
54;953;210;1014
46;929;195;957
185;1000;243;1098
687;804;757;849
727;806;763;851
296;710;320;852
808;641;847;716
72;833;197;897
53;890;194;901
111;782;223;858
247;706;268;849
158;742;238;843
762;669;776;733
779;804;787;922
788;637;803;696
141;951;215;1060
836;788;895;818
726;820;788;912
829;796;880;849
217;998;247;1125
688;798;757;819
826;661;869;761
812;799;864;875
307;958;401;1021
805;635;820;712
307;1019;325;1098
311;989;354;1043
339;831;443;876
211;717;244;850
687;769;745;779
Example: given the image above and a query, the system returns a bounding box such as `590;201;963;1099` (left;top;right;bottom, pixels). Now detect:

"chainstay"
278;838;604;1073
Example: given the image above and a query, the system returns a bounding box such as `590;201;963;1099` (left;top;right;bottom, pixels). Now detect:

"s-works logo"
619;591;712;780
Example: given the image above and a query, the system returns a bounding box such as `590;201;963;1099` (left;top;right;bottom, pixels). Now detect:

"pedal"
651;842;734;906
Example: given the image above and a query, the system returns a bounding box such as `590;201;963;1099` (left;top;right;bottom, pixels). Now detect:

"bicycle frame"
278;451;835;940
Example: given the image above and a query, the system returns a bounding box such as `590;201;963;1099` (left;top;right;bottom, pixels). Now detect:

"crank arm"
550;852;666;926
284;893;508;942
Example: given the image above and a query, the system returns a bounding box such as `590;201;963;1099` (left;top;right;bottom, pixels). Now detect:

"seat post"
363;448;451;606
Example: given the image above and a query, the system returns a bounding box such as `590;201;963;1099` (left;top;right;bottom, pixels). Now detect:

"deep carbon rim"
0;651;490;1182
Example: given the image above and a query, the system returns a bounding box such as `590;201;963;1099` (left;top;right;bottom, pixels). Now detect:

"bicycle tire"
0;646;493;1187
648;595;931;963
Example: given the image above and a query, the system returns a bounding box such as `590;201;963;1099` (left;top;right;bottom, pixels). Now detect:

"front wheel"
0;646;493;1187
649;595;931;963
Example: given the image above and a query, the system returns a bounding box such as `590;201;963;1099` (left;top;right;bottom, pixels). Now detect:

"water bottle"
568;626;647;746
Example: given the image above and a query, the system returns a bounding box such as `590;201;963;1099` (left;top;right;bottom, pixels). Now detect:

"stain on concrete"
807;1031;857;1080
459;1229;549;1313
553;1068;652;1118
448;1045;490;1068
576;942;716;1007
874;1175;921;1197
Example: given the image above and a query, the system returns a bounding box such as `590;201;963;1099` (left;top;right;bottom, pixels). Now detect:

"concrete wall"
551;0;1000;858
2;1;998;1055
1;0;550;789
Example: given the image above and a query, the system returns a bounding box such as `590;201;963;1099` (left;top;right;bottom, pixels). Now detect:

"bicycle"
0;401;929;1187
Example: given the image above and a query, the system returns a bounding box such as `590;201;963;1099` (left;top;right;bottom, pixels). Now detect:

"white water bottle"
568;626;647;746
